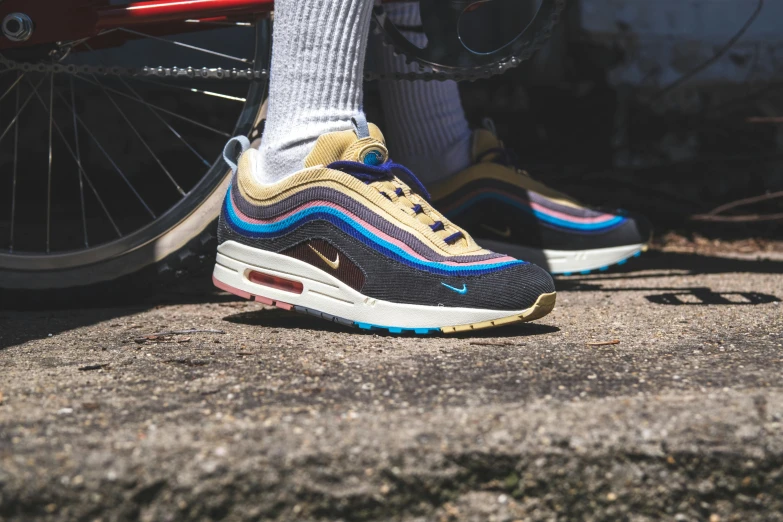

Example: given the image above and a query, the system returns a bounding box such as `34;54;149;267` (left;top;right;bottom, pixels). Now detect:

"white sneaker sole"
478;240;647;275
213;241;556;334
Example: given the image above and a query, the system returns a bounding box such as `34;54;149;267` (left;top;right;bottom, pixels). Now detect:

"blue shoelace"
328;159;465;245
328;159;432;201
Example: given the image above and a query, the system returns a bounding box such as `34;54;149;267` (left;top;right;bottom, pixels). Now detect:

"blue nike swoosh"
441;282;468;295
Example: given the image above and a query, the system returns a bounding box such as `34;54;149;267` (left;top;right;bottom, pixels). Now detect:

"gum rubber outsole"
439;292;556;333
213;276;556;335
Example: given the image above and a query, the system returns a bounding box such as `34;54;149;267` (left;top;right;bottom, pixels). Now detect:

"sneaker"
430;123;652;275
213;118;556;334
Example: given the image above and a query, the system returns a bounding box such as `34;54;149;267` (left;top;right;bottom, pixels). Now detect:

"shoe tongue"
471;128;504;163
304;122;388;167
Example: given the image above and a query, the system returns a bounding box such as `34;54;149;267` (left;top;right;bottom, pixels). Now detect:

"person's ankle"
253;118;355;185
397;135;473;186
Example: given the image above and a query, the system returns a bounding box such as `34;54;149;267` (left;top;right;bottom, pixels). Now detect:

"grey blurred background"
369;0;783;242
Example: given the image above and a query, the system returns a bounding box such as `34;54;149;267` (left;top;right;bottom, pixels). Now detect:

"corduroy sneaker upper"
430;126;652;275
213;120;556;334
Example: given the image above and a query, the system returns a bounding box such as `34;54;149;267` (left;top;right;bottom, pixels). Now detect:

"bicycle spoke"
89;73;186;197
47;73;54;253
71;76;89;247
79;43;213;168
116;76;211;168
70;73;231;137
0;75;47;146
61;32;112;51
35;81;157;219
8;75;20;252
0;73;25;106
77;169;123;239
0;18;264;259
25;77;123;238
131;76;246;102
117;27;253;64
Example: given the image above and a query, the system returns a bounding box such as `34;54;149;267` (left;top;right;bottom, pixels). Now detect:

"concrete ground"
1;246;782;521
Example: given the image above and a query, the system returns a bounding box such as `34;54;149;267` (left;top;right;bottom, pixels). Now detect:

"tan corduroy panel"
459;129;583;209
305;124;478;251
430;161;585;210
234;148;490;258
304;124;387;167
471;128;501;161
237;147;257;182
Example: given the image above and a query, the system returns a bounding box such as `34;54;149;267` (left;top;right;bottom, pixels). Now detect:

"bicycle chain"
0;1;563;83
0;54;470;81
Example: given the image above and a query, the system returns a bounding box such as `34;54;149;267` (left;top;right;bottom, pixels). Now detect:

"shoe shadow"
6;248;775;352
557;249;783;278
222;308;559;338
553;249;783;306
223;308;351;334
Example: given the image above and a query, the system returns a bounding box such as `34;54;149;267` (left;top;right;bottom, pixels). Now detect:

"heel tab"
481;117;498;136
223;136;251;174
351;113;370;139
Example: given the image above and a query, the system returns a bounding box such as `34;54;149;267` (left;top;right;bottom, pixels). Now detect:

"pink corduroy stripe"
229;195;517;267
442;188;618;224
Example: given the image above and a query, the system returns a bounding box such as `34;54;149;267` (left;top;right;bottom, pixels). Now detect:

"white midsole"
213;241;531;329
478;240;645;274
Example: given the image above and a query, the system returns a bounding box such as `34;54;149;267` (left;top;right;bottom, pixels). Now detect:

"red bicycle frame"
0;0;275;50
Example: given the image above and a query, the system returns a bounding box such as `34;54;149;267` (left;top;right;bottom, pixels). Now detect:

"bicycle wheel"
0;18;270;306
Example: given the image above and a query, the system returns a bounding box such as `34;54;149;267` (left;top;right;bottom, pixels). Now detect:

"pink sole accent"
254;295;274;306
213;275;251;299
213;275;294;311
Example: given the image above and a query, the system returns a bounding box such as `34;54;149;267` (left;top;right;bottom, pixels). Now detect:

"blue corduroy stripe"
447;193;627;232
224;190;524;276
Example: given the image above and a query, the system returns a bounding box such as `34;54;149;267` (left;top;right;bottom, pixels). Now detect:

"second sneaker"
430;124;652;275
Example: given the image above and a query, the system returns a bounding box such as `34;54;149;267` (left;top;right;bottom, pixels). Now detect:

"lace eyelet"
359;144;387;166
363;151;383;166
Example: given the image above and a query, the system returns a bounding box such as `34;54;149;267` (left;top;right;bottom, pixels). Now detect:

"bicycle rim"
0;18;269;274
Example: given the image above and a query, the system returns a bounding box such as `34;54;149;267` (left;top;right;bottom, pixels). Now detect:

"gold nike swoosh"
481;224;512;238
308;244;340;270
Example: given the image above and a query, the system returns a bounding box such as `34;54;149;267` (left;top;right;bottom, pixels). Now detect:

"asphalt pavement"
1;246;782;521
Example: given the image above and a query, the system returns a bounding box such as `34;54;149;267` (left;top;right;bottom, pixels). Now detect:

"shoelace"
328;159;465;245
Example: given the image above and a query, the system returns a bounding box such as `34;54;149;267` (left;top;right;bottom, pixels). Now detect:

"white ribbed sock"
255;0;374;184
378;2;473;185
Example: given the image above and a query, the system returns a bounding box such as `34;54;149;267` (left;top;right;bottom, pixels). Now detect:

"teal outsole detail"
552;247;645;277
294;307;437;334
355;322;438;334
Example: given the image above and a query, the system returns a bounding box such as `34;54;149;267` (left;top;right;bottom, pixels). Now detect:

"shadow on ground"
0;277;233;351
556;250;783;306
2;250;781;351
223;307;561;338
578;249;783;276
